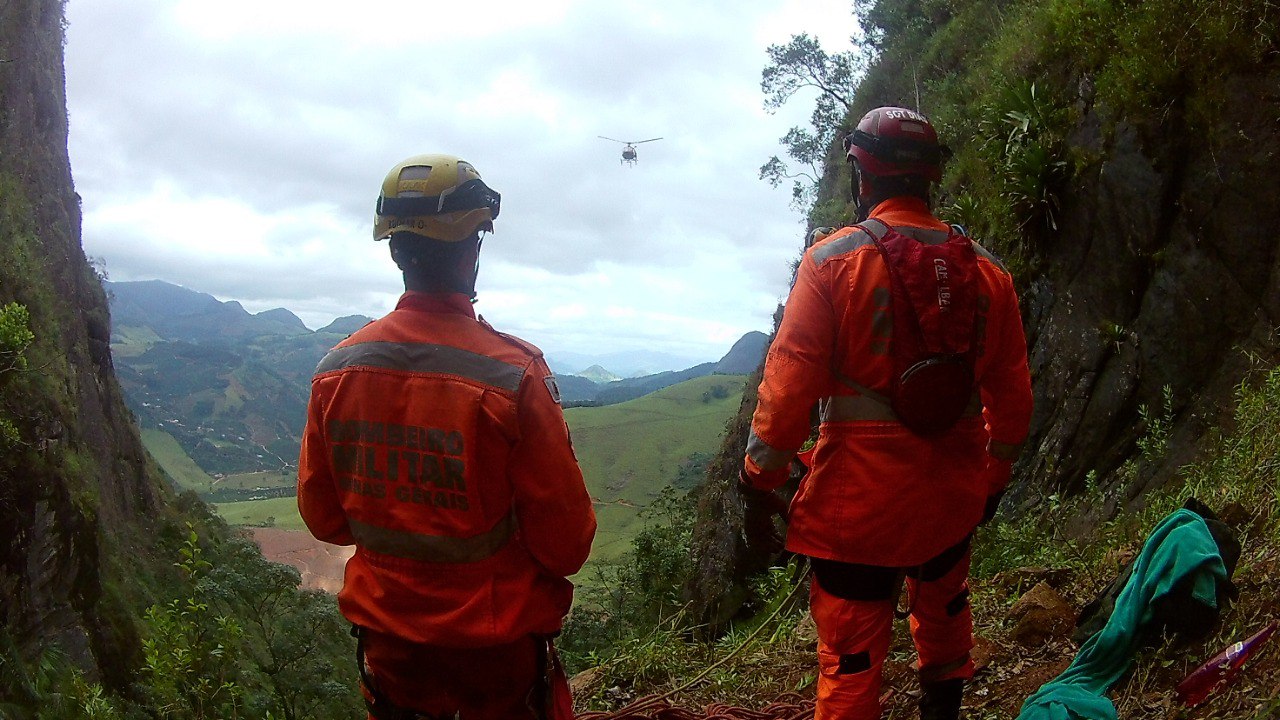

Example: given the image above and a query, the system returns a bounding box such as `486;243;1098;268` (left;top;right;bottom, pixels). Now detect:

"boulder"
1008;582;1075;647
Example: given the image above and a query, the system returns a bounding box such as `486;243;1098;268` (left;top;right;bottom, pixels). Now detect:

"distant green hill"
141;428;214;492
577;364;621;383
566;373;746;563
108;279;310;342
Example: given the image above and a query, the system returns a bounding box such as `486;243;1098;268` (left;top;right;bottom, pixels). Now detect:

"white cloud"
67;0;857;364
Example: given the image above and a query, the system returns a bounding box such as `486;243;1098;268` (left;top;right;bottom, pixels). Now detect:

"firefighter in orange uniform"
298;154;597;720
741;108;1033;719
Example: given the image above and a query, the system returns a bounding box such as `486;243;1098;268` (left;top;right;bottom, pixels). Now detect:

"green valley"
215;496;309;531
568;374;746;563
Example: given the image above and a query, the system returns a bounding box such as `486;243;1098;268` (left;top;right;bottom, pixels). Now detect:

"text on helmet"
885;108;929;123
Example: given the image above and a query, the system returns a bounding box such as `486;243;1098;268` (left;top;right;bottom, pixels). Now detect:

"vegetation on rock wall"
1;508;362;719
0;301;34;449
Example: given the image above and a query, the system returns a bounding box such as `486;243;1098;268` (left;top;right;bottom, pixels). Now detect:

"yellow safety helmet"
373;154;501;242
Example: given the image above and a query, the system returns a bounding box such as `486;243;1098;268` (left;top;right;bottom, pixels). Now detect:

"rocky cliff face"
0;0;167;688
1019;68;1280;506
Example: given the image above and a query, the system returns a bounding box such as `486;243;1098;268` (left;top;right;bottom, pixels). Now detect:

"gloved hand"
980;489;1005;525
806;226;837;248
738;468;788;556
979;456;1013;526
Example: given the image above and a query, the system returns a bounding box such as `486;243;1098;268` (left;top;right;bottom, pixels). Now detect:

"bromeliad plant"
981;81;1070;234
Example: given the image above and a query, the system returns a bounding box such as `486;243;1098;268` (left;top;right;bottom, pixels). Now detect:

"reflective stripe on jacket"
745;197;1033;567
298;291;597;646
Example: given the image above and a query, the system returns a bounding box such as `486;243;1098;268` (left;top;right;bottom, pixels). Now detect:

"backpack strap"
829;218;894;408
830;371;893;408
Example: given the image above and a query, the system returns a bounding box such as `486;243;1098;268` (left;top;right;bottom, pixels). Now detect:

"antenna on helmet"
913;61;921;113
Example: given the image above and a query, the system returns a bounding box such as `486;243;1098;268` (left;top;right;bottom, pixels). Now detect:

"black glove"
738;468;788;555
980;489;1005;526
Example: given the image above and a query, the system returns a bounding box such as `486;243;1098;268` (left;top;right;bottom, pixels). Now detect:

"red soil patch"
248;527;353;594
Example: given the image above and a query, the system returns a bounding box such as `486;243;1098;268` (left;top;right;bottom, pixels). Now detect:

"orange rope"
575;563;815;720
576;693;815;720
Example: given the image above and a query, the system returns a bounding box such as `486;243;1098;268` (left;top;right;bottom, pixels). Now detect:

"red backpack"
841;218;982;436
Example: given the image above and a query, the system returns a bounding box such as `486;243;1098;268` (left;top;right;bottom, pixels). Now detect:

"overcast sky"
66;0;859;368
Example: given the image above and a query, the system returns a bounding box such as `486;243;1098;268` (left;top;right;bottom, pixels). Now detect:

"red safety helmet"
844;107;946;182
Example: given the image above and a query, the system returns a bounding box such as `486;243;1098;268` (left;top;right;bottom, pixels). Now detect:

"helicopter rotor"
597;136;663;146
598;136;663;166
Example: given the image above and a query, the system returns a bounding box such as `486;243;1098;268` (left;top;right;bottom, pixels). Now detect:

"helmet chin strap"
850;162;871;222
466;234;484;303
855;196;871;223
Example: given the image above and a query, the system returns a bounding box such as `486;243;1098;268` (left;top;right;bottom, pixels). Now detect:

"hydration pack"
858;218;982;436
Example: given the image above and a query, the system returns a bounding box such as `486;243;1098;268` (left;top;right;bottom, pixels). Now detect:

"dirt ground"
248;527;352;594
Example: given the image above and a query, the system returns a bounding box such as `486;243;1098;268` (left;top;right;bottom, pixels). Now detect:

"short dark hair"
388;232;478;292
389;232;470;268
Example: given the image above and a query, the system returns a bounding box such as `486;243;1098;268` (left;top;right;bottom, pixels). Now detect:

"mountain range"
106;280;767;477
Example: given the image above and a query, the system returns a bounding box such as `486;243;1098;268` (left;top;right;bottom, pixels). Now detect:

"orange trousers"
360;630;573;720
809;547;975;720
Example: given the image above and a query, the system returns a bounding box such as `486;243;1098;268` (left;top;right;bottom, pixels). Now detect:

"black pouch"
893;354;975;436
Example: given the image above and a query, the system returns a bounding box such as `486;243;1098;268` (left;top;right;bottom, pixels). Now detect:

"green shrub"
0;302;33;376
0;302;34;449
1044;0;1277;124
140;526;246;719
561;485;696;674
0;633;129;720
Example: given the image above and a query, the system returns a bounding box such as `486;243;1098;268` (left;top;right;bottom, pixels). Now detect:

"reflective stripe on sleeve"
348;513;515;564
315;341;525;392
812;228;876;265
746;429;793;472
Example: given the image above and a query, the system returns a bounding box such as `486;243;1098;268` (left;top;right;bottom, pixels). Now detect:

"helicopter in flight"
598;136;662;166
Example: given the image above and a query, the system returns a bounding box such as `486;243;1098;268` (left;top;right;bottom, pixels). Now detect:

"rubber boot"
919;678;964;720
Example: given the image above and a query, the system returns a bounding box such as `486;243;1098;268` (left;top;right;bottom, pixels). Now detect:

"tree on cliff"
758;33;861;211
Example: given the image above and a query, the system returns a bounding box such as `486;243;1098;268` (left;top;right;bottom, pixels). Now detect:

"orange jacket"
298;292;596;647
744;197;1032;567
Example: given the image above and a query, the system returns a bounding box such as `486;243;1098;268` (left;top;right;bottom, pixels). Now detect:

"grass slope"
566;374;746;563
109;324;161;356
218;469;295;490
214;496;306;531
141;428;214;493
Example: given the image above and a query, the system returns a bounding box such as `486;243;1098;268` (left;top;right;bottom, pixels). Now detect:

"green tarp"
1016;509;1228;720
